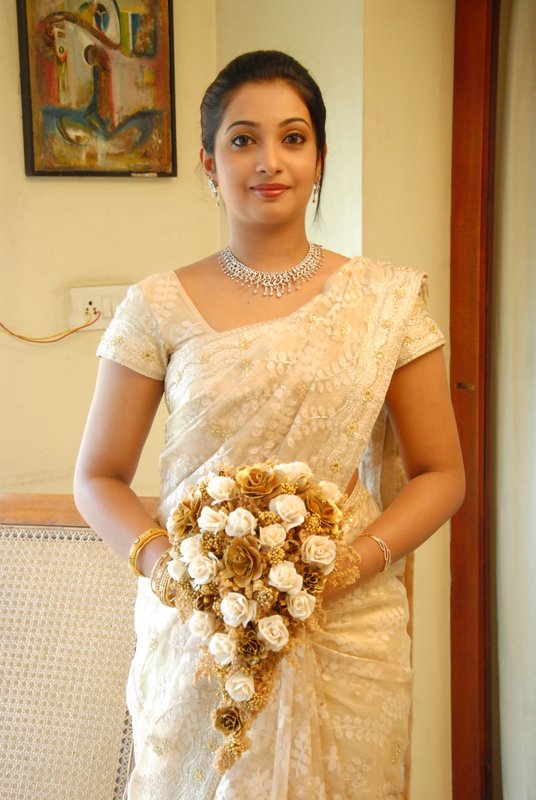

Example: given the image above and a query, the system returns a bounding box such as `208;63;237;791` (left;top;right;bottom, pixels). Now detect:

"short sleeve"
96;284;168;380
395;281;445;369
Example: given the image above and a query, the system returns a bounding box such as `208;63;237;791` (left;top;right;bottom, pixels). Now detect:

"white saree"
98;256;444;800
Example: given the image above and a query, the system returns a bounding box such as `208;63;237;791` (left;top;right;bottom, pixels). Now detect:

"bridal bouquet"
165;461;360;772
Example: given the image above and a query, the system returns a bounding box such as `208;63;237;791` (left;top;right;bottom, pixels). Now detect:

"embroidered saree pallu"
98;256;444;800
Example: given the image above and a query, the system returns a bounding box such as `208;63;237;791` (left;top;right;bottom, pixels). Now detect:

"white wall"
493;0;536;796
0;1;219;496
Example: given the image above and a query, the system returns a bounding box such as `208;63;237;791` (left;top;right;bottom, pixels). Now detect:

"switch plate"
68;285;129;331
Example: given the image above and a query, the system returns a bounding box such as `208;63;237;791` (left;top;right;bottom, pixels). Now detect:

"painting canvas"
17;0;176;176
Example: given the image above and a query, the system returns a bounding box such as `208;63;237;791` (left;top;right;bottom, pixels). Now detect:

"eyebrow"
224;117;312;134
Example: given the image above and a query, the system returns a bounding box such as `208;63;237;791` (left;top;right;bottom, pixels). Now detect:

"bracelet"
359;533;392;572
128;527;169;578
150;550;176;607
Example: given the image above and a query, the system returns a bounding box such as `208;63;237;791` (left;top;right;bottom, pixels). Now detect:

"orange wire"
0;311;102;343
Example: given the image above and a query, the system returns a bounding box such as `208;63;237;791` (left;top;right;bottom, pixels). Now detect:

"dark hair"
200;50;327;209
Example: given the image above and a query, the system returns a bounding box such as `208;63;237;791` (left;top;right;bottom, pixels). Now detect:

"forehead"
219;80;312;127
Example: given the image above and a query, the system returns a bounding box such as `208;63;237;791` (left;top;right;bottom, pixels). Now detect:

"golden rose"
303;491;343;527
236;628;267;666
213;705;243;736
302;567;327;595
222;535;263;588
235;464;281;497
170;493;204;538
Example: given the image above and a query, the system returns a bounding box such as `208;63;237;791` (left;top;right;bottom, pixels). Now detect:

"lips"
251;183;289;198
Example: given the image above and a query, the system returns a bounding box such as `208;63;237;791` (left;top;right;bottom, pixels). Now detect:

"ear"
200;147;216;179
316;144;327;177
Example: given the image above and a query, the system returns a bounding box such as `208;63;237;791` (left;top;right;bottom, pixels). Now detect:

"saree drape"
98;256;444;800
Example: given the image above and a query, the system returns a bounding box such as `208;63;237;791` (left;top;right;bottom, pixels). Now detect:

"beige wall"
0;1;218;496
1;2;455;798
363;2;455;798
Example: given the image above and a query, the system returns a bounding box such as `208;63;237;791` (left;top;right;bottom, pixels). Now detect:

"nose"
256;141;281;175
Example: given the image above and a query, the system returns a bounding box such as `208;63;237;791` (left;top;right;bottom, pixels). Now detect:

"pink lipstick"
251;183;289;198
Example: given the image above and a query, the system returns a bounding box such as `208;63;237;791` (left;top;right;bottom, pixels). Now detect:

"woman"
74;50;464;799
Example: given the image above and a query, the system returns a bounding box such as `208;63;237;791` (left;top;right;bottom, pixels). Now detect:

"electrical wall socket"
68;285;130;331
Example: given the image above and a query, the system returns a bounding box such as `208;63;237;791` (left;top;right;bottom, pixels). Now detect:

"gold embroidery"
391;741;403;764
210;423;232;439
147;735;174;756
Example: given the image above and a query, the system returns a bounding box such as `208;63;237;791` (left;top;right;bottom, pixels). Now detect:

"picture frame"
16;0;177;177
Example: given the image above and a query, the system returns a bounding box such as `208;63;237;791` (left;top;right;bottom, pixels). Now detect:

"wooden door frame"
450;0;500;797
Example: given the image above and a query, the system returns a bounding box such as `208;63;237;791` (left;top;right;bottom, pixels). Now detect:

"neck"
227;219;311;272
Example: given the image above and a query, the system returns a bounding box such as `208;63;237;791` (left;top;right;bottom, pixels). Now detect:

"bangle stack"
128;527;169;578
150;550;176;608
359;533;392;572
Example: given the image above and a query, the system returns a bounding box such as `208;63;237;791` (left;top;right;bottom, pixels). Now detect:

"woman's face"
203;80;321;229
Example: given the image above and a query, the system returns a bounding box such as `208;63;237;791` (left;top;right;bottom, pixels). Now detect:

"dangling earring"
311;178;320;204
207;177;220;207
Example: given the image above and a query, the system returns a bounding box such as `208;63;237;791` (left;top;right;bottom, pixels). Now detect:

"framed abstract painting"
16;1;177;177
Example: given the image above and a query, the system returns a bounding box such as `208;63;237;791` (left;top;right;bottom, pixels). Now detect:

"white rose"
187;552;219;585
166;512;182;536
225;670;255;702
208;632;237;666
286;590;317;620
207;476;237;503
300;535;337;574
225;507;257;538
268;560;303;596
318;480;343;504
188;610;215;641
179;533;204;563
257;615;289;652
259;523;287;551
167;557;187;581
274;462;313;483
220;592;258;628
269;495;307;531
197;506;229;533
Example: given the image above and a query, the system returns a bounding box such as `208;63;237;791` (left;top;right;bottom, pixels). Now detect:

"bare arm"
331;347;465;590
74;358;169;577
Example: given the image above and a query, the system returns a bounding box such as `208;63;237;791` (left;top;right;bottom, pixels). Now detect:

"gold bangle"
150;550;176;607
128;527;169;578
360;533;392;572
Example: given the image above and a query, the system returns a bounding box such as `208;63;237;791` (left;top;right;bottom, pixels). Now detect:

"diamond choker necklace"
218;242;324;298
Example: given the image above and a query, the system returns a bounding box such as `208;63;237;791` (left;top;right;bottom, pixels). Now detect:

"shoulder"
348;255;428;299
127;270;190;323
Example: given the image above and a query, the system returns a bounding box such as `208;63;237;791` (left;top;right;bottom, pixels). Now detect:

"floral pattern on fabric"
99;257;444;799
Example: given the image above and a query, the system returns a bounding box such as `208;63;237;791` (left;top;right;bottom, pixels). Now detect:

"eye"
283;132;306;145
230;134;254;148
